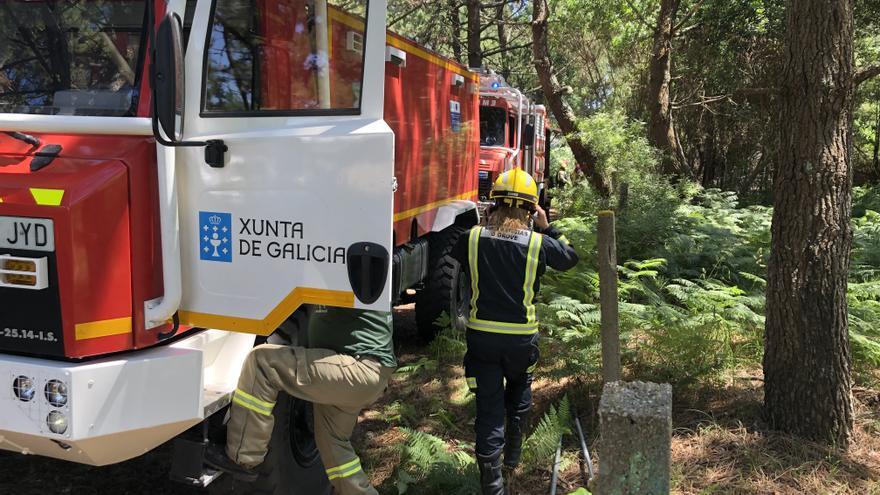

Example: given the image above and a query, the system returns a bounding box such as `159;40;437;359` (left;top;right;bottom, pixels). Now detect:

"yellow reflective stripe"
468;227;482;321
558;235;570;246
328;463;363;480
527;363;537;374
466;377;478;388
234;388;275;410
30;188;65;206
233;389;275;416
326;458;362;479
468;318;538;335
523;233;542;325
232;395;273;416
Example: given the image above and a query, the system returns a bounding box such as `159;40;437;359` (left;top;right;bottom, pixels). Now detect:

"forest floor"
0;306;877;494
358;305;880;495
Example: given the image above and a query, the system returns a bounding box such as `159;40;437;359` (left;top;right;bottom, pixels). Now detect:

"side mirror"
523;124;536;148
153;13;185;142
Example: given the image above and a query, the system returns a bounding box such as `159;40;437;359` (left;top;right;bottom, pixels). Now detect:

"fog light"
13;375;35;402
46;410;68;434
44;379;68;407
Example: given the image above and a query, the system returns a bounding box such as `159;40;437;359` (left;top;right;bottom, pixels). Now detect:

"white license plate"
0;217;55;252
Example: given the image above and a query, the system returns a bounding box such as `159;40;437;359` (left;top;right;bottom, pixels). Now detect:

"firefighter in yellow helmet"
452;168;579;494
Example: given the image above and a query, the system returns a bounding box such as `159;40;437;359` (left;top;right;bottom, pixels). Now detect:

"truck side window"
202;0;368;115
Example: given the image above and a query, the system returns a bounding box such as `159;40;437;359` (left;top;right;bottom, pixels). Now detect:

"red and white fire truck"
476;69;551;206
0;0;477;491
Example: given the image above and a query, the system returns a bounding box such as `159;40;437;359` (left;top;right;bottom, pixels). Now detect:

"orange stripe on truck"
179;288;355;336
75;317;132;340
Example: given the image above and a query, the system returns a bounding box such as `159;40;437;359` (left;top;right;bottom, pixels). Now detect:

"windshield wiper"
4;131;41;147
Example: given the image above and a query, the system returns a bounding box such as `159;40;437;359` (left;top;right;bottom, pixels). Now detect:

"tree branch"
388;0;434;29
482;42;532;57
855;63;880;87
673;0;703;33
623;0;654;30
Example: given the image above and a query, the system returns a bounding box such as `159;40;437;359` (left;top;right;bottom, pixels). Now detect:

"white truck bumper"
0;330;254;466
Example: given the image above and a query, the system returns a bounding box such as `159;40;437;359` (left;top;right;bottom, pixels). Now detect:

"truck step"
169;437;225;488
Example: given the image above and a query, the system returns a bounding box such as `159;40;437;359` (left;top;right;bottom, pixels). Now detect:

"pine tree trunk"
531;0;610;198
448;0;463;64
466;0;482;68
647;0;688;176
764;0;855;447
496;3;510;80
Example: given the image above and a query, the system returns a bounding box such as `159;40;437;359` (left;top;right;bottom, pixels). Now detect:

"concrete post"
592;381;673;495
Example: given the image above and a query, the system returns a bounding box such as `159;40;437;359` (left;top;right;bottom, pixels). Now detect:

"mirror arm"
148;6;226;167
150;93;227;168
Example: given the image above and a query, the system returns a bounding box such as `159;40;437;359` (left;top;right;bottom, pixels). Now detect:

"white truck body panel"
0;330;254;465
173;0;395;335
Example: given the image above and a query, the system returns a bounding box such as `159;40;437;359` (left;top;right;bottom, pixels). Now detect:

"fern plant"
521;396;572;471
394;428;479;495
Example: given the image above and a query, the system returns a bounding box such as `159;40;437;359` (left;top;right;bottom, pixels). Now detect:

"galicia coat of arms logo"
199;211;232;263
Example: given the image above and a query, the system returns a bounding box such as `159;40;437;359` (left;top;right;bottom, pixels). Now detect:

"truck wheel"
416;225;470;341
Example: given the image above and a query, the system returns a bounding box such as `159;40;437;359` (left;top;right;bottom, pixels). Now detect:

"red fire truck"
0;0;476;491
476;69;551;207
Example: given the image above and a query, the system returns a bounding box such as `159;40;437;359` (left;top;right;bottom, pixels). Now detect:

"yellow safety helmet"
490;168;539;210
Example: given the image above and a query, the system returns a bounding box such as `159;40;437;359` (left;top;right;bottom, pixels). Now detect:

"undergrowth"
542;178;880;385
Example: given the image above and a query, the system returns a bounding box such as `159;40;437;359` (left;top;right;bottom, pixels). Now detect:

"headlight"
46;410;68;435
13;375;35;402
44;379;68;407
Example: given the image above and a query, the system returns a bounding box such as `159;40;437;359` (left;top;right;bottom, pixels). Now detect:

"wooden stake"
597;210;621;383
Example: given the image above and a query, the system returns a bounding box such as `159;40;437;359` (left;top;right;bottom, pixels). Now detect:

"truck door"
174;0;393;335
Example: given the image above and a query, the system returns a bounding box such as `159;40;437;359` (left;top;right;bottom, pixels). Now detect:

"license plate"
0;217;55;252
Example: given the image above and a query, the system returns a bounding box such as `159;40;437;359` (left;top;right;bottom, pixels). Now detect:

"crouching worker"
453;168;579;495
206;307;397;495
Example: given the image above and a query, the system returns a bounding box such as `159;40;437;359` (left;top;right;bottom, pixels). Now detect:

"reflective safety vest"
452;224;579;335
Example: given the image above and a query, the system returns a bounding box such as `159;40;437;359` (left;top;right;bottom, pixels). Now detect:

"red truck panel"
0;134;180;358
326;9;480;247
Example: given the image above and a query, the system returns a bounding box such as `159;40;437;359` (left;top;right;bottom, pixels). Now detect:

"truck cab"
0;0;478;490
475;70;550;207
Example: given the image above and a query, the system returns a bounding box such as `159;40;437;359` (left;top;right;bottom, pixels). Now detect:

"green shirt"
307;307;397;368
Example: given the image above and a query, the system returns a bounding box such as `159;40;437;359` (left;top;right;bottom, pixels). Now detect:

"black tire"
243;394;331;495
416;225;470;342
221;311;332;495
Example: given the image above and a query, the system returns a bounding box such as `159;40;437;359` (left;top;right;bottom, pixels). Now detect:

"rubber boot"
477;453;506;495
503;413;527;469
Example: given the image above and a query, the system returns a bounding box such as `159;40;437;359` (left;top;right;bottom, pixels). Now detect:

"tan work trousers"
226;344;394;495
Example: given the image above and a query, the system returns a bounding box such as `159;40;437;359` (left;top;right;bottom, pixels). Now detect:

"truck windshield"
480;106;506;147
0;0;147;117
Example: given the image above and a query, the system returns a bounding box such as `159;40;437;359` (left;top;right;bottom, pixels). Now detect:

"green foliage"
394;428;480;495
544;147;880;385
850;202;880;382
522;395;572;470
425;314;468;365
